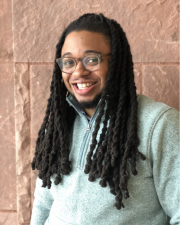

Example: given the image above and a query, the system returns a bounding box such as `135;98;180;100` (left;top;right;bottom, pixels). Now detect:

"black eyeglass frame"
56;53;111;74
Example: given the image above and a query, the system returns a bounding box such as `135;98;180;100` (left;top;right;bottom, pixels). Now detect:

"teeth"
77;83;94;89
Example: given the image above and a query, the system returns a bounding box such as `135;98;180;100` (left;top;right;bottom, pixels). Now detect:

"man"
30;13;179;225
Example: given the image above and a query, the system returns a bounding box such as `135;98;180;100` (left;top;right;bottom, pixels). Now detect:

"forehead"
61;31;111;56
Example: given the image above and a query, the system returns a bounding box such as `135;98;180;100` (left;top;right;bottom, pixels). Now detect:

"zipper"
77;125;90;168
77;109;99;169
87;124;91;131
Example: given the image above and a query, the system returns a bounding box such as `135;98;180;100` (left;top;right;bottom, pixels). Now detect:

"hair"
32;13;146;210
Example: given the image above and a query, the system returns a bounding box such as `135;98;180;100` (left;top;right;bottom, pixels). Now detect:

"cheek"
100;67;109;84
62;74;71;89
62;73;69;83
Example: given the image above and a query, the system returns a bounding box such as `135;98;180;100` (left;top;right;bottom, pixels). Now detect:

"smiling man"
30;13;179;225
59;31;111;117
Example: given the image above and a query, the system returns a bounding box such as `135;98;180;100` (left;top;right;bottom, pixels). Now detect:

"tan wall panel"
0;212;17;225
109;0;179;63
142;65;179;110
0;0;13;62
134;63;142;94
14;64;31;223
0;64;16;210
13;0;179;63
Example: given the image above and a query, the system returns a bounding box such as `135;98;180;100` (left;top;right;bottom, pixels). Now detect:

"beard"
71;93;101;111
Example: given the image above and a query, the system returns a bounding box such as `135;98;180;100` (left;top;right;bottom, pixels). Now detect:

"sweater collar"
66;94;101;120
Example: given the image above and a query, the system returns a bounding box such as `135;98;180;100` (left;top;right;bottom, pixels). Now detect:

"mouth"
72;82;97;95
76;82;96;89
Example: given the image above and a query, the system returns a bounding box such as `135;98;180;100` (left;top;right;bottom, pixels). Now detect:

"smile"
76;82;95;89
72;82;97;95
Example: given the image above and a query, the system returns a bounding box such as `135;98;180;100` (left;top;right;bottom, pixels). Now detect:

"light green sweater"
30;94;180;225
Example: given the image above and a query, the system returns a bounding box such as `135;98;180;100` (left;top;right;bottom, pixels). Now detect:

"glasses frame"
56;53;111;74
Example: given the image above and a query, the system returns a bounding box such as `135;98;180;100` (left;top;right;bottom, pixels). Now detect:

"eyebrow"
61;50;101;58
62;52;72;57
84;50;101;54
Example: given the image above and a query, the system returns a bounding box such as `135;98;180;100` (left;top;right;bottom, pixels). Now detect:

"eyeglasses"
56;53;111;74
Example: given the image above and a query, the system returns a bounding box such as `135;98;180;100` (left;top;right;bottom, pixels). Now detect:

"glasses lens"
60;58;75;73
83;54;100;71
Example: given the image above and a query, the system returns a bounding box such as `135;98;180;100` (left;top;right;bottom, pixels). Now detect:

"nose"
72;60;90;77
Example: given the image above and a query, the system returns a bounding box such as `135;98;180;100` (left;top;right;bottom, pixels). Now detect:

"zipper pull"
87;124;91;132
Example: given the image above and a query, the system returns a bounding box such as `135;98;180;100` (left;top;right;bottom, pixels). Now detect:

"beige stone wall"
0;0;179;224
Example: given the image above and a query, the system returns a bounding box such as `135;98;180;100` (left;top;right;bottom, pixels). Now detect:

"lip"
72;82;97;95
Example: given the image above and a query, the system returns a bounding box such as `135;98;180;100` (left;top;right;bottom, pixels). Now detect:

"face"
61;31;111;108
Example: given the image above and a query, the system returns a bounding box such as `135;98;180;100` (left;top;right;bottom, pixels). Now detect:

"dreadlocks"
32;13;146;210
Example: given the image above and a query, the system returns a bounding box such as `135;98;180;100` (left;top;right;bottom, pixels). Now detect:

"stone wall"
0;0;179;224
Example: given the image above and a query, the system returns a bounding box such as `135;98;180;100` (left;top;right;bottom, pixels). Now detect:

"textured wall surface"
0;0;179;224
0;0;17;224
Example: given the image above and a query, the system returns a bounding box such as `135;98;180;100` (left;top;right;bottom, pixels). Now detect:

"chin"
71;94;101;110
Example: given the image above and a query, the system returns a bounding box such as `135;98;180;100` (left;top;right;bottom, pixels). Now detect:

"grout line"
15;62;54;65
12;0;15;63
0;62;178;65
29;62;54;65
12;0;18;219
141;64;145;94
0;62;15;64
12;0;18;212
0;210;17;213
140;64;143;94
134;62;180;65
28;62;32;214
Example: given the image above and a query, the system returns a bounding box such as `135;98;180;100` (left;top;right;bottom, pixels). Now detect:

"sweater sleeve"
30;177;54;225
150;108;180;225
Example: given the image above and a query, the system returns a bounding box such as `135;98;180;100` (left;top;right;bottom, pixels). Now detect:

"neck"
85;108;96;118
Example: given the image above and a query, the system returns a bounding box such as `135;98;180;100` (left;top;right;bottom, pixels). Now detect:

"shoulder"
137;94;179;126
136;93;179;149
137;94;174;115
136;94;179;156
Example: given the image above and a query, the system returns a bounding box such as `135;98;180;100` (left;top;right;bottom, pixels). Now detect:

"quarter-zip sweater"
30;94;180;225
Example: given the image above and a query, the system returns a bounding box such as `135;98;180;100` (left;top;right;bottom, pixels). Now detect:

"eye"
84;56;99;65
63;58;75;68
